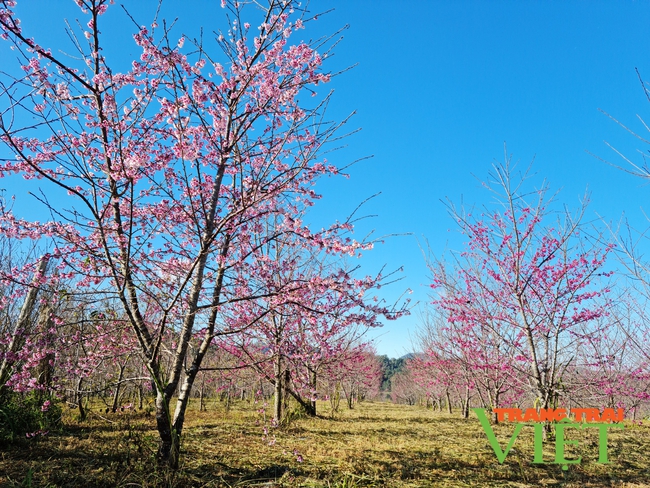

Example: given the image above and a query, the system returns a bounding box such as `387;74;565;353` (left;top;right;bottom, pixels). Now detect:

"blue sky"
309;0;650;357
3;1;650;357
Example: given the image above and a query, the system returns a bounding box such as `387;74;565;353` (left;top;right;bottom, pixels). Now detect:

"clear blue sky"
3;1;650;358
310;0;650;357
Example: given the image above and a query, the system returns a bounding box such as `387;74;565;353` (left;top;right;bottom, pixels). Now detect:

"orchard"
1;1;650;486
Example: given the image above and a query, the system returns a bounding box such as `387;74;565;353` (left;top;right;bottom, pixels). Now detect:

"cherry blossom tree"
334;345;383;409
0;253;50;393
55;304;146;418
0;0;401;467
429;159;613;420
594;72;650;418
568;298;650;418
422;266;528;421
223;253;400;423
407;352;456;412
391;367;426;406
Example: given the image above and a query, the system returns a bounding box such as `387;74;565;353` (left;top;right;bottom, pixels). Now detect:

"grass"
1;399;649;487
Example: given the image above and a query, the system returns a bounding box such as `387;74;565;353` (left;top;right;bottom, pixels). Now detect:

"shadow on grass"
2;402;650;487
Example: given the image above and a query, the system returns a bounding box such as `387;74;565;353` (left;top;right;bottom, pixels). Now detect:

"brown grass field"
1;399;649;487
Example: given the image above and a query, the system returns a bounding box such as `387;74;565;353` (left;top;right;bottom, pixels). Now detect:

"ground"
1;399;649;487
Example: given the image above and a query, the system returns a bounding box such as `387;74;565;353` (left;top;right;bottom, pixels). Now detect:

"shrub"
0;392;62;446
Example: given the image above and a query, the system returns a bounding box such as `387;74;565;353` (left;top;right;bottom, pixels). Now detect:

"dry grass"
1;399;649;487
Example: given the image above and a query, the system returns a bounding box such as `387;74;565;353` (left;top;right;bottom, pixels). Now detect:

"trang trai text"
474;407;625;469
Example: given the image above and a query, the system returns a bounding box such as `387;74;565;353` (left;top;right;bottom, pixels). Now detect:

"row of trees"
0;266;386;417
0;0;407;467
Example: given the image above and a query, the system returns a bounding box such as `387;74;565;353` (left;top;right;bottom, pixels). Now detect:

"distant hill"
376;355;409;392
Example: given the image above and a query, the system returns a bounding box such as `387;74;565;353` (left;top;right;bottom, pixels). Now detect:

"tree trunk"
76;376;86;421
111;363;126;413
199;379;205;412
155;390;179;469
37;306;55;391
488;390;500;424
225;388;231;412
0;257;48;391
330;384;341;416
283;370;290;415
286;385;315;416
159;239;230;470
273;355;283;424
446;390;453;414
462;387;470;419
167;357;207;467
309;368;317;416
138;381;144;410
